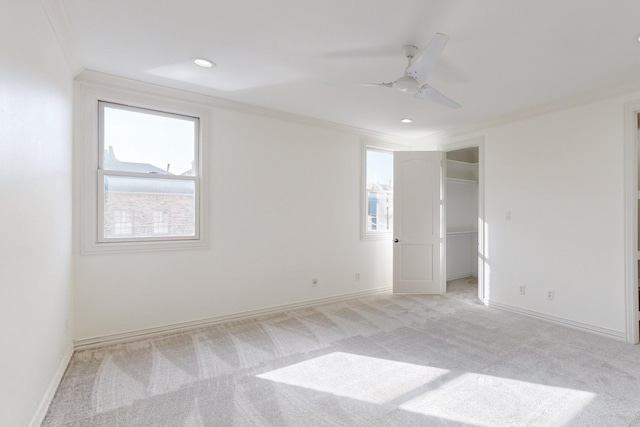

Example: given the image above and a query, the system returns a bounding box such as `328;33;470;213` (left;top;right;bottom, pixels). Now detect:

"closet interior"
446;147;479;283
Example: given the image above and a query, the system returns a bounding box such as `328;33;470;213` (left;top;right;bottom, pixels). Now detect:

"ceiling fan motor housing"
393;75;420;93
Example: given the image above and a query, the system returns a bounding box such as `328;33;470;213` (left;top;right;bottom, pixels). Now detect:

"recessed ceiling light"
194;58;215;68
401;118;413;123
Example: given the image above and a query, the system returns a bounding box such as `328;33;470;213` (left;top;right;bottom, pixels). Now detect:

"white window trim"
76;82;210;254
360;139;402;241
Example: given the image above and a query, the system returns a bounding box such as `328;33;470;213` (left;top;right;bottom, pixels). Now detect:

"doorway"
445;147;479;296
441;138;485;303
391;139;485;301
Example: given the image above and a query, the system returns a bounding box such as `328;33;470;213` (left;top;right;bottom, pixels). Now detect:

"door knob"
394;238;399;243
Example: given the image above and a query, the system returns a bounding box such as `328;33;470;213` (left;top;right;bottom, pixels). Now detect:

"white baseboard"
488;300;625;340
29;343;73;427
75;286;392;350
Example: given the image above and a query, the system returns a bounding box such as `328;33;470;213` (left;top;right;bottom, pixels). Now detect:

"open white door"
393;151;444;294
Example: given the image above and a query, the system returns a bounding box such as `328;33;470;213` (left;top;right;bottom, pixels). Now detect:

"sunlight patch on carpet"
257;352;596;426
257;352;449;404
400;372;596;426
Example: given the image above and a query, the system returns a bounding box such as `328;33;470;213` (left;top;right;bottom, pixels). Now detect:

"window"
363;146;394;239
152;211;170;234
77;79;208;254
98;101;199;243
111;210;133;235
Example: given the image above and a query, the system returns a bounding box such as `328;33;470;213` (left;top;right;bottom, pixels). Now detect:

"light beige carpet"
43;279;640;426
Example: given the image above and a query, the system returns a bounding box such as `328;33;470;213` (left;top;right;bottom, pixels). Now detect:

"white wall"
0;1;74;425
74;82;395;340
438;94;637;336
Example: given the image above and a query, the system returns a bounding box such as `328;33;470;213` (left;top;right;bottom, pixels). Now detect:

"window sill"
361;232;393;242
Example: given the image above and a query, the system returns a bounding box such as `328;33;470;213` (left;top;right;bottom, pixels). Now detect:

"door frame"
439;136;487;304
623;101;640;344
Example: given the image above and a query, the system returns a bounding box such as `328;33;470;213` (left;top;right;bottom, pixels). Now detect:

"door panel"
393;151;443;294
401;244;433;281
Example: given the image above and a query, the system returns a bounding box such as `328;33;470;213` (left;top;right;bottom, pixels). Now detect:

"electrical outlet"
547;289;554;300
519;285;526;295
312;278;318;287
505;210;512;221
355;272;361;281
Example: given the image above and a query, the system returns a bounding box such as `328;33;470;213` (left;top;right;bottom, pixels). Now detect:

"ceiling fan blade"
407;33;449;85
415;84;461;109
325;81;393;88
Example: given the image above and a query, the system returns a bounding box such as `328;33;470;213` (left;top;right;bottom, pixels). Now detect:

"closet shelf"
446;159;479;166
446;177;478;185
447;230;478;236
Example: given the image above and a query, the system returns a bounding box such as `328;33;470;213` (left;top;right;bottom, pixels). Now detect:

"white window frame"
361;139;401;241
77;80;209;254
97;101;200;243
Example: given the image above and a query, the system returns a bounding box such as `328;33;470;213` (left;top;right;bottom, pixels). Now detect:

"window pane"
103;175;195;239
102;103;196;176
113;210;133;235
366;149;393;232
152;211;170;234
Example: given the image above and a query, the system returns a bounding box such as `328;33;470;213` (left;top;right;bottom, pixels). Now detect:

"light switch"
505;210;512;221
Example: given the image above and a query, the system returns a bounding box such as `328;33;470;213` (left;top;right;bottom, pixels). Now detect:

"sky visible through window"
103;106;195;175
367;149;393;183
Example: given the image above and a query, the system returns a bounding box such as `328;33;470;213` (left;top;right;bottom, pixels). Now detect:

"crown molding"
414;76;640;147
76;70;416;147
456;78;640;139
40;0;83;76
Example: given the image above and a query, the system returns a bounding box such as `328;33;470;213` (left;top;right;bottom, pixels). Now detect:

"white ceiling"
59;0;640;140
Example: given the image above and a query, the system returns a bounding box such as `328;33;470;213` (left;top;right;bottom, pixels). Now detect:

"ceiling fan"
336;33;461;109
